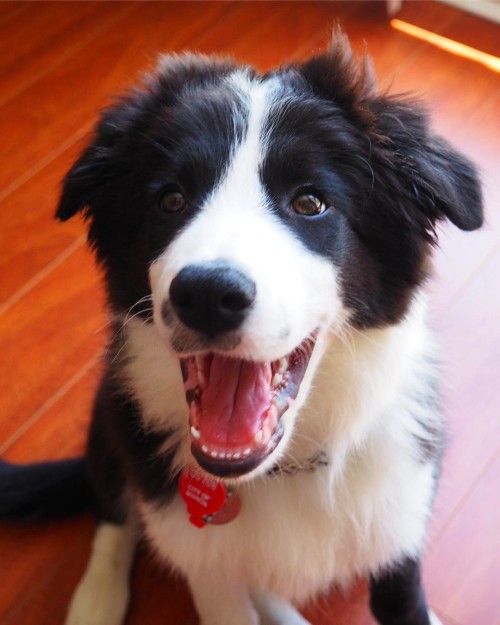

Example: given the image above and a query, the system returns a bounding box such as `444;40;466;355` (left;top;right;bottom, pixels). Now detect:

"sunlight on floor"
391;18;500;73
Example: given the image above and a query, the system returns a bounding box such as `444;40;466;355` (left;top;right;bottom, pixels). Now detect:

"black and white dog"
1;32;483;625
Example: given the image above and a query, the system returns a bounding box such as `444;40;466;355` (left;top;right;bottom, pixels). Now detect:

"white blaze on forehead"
150;70;342;361
219;71;275;205
151;70;278;274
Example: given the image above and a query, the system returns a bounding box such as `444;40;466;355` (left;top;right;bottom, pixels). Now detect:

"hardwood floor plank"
0;245;106;445
0;137;90;306
193;1;357;68
425;451;500;625
0;1;140;106
0;1;32;29
1;357;97;459
0;515;95;624
428;243;500;538
0;1;237;197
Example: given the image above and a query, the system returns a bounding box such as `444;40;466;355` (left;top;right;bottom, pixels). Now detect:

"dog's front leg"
65;522;136;625
188;575;259;625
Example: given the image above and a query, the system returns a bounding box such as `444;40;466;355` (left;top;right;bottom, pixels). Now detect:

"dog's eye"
291;194;327;217
159;191;187;214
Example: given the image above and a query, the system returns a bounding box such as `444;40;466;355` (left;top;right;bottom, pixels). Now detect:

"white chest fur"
123;297;441;604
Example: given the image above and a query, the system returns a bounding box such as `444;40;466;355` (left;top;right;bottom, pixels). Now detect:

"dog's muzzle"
161;260;317;478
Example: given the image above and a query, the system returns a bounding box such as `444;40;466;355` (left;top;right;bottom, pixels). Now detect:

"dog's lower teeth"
272;373;283;388
254;430;264;444
190;426;201;440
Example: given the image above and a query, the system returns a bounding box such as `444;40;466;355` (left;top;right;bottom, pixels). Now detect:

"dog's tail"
0;458;95;521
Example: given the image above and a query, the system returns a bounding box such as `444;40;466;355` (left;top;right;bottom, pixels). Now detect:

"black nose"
168;262;256;337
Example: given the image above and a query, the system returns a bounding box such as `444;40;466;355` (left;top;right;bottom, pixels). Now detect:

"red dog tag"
179;466;228;528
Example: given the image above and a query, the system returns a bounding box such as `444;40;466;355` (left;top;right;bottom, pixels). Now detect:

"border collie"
0;31;483;625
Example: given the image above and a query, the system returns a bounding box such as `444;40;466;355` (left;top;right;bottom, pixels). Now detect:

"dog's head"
57;33;483;478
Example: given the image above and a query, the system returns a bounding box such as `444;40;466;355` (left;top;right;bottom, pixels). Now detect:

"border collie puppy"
0;31;482;625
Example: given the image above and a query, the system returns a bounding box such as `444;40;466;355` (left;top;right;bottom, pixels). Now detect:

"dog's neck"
118;293;432;479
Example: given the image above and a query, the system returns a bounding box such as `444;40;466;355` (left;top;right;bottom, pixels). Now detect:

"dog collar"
267;450;329;478
179;450;328;528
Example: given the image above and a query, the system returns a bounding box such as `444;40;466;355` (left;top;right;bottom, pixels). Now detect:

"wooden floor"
0;2;499;624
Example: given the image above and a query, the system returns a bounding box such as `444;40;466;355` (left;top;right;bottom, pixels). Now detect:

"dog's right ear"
56;53;238;224
55;98;139;222
56;144;104;222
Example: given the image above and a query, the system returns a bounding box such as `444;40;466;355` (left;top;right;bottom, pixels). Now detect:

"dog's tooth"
254;430;264;445
234;452;241;459
272;373;283;388
190;426;201;440
262;421;271;445
243;448;251;457
267;404;278;429
202;445;209;454
210;450;218;459
194;355;205;386
278;358;288;374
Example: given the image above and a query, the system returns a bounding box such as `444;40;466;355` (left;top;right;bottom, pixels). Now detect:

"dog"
0;31;483;625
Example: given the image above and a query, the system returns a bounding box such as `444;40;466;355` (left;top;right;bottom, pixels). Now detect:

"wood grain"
0;2;139;106
425;451;500;625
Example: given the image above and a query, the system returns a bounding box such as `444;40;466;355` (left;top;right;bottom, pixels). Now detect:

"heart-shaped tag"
179;466;228;528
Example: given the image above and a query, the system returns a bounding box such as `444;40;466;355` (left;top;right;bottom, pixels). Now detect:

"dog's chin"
175;332;318;479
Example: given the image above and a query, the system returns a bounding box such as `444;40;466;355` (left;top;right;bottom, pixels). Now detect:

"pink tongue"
199;354;272;446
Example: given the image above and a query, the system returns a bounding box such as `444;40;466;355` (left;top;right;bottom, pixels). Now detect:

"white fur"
135;297;438;608
65;523;136;625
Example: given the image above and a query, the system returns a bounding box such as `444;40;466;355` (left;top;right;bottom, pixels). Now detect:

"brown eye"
160;191;186;214
291;193;327;216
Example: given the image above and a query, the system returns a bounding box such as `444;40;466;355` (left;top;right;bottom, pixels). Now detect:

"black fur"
86;356;180;522
0;457;93;521
56;55;247;318
370;558;432;625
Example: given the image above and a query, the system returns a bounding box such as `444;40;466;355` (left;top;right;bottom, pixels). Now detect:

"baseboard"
437;0;500;24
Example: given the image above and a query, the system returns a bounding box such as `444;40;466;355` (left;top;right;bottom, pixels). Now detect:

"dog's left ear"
369;97;484;233
298;30;484;234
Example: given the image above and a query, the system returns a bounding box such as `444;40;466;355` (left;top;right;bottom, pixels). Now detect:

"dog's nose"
168;262;256;337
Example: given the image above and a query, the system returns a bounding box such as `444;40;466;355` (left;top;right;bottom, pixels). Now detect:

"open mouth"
180;334;317;477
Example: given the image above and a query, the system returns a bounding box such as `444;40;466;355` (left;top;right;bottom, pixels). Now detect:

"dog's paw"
64;573;129;625
64;584;128;625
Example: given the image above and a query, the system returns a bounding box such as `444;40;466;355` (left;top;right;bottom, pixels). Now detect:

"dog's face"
57;35;482;478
